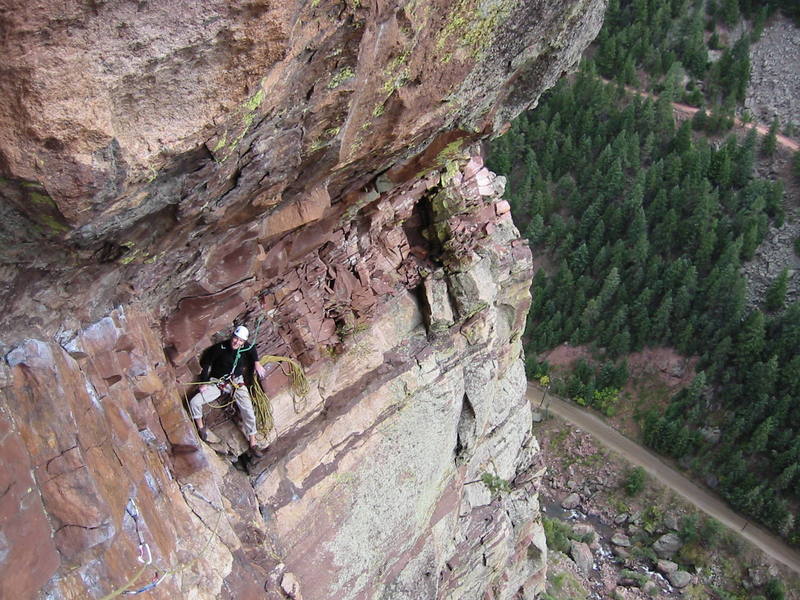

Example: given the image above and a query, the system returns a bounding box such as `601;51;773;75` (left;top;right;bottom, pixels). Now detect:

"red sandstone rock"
0;408;61;598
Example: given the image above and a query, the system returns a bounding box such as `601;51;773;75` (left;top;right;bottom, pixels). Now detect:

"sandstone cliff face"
0;1;605;598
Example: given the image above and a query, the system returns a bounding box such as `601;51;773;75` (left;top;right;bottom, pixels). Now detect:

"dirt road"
600;77;800;152
527;383;800;574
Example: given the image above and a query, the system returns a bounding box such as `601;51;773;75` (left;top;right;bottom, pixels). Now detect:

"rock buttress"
1;155;546;599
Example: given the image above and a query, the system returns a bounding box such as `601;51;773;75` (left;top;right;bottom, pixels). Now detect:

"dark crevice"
175;275;255;306
414;282;433;336
54;521;110;534
44;444;79;474
0;482;12;500
455;393;476;465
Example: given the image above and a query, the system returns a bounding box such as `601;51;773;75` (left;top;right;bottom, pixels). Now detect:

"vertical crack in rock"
455;394;477;465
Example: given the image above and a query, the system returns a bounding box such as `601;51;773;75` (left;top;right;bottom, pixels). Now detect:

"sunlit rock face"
0;1;605;598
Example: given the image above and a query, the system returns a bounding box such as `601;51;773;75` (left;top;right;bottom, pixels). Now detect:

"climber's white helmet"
233;325;249;341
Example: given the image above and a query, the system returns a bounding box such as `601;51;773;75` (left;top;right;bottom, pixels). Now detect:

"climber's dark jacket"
200;341;258;382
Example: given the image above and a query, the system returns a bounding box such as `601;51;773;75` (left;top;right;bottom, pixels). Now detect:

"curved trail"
527;383;800;574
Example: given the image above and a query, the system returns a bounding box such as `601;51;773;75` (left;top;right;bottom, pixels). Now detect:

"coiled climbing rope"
249;354;309;433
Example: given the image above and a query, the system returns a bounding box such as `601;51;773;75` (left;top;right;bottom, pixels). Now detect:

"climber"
189;325;268;458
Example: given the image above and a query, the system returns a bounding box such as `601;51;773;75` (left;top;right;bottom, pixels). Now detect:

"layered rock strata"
0;0;605;343
2;156;545;599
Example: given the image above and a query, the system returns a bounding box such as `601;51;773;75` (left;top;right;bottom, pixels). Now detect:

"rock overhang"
0;0;606;346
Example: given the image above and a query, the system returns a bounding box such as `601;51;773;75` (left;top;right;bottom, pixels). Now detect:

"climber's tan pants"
189;377;258;437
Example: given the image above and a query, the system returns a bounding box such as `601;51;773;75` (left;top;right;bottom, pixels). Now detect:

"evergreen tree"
765;269;789;312
719;0;739;26
734;311;766;368
762;117;780;158
733;129;757;187
651;292;674;341
793;150;800;181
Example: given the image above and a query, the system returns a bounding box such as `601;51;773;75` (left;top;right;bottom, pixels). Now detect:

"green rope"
229;315;264;377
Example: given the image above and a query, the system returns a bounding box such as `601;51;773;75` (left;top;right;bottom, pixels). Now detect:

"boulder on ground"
652;532;682;557
611;532;631;547
656;559;678;574
571;523;595;542
667;570;692;588
617;569;648;588
561;493;580;510
612;546;631;560
663;513;679;530
643;581;660;595
569;540;593;575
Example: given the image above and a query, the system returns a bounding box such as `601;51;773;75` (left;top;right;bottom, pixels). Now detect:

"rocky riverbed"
533;411;800;599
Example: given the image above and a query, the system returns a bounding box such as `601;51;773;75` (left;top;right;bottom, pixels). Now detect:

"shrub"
624;466;647;496
480;472;511;496
642;505;663;533
525;356;550;379
678;541;710;568
620;569;649;587
543;516;573;554
764;578;786;600
699;517;723;546
593;387;620;416
680;514;700;543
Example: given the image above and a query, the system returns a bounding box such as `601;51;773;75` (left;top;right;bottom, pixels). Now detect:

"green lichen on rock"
309;126;341;152
117;242;162;265
21;186;70;233
143;251;166;264
370;49;413;119
212;134;228;152
430;187;464;223
436;0;514;60
213;87;267;162
38;214;69;233
439;156;463;186
29;191;54;206
243;88;265;112
413;139;468;181
380;50;411;96
328;66;355;89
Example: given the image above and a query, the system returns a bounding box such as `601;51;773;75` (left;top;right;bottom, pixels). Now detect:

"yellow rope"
98;563;150;600
250;382;274;435
247;355;310;435
259;355;309;414
259;355;309;397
